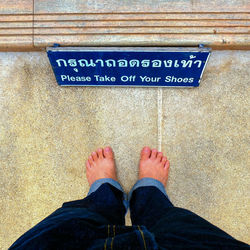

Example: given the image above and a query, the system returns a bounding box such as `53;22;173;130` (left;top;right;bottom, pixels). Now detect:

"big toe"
104;146;114;159
141;146;151;160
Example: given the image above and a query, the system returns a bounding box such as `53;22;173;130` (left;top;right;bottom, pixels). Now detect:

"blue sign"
47;47;210;87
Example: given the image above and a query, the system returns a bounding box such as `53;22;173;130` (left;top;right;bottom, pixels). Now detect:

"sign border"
47;46;211;88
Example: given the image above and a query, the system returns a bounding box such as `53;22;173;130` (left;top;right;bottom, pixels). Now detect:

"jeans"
10;178;249;249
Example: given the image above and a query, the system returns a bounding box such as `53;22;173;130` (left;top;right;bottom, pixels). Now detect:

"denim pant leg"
9;179;127;249
129;178;173;228
129;178;249;249
63;178;128;225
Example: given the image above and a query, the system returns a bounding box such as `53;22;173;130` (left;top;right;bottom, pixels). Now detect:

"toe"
141;146;151;160
104;146;113;159
151;149;157;159
164;160;170;169
162;156;167;166
157;152;163;162
97;148;104;159
91;151;98;161
88;156;94;165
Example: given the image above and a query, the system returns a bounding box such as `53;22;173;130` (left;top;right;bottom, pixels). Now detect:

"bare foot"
86;147;118;186
139;146;170;187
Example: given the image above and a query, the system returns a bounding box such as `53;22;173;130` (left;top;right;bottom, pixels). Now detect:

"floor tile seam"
157;88;163;152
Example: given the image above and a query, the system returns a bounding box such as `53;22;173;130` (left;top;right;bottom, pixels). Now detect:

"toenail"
104;147;111;151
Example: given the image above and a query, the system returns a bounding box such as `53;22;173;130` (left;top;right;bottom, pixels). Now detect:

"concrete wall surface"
0;50;249;248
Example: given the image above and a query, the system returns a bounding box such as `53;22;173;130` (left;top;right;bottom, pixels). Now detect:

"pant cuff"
88;178;129;211
128;177;170;202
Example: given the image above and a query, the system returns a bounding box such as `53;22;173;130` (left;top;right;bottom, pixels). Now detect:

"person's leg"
129;147;173;227
129;147;249;249
63;146;127;224
10;147;127;249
